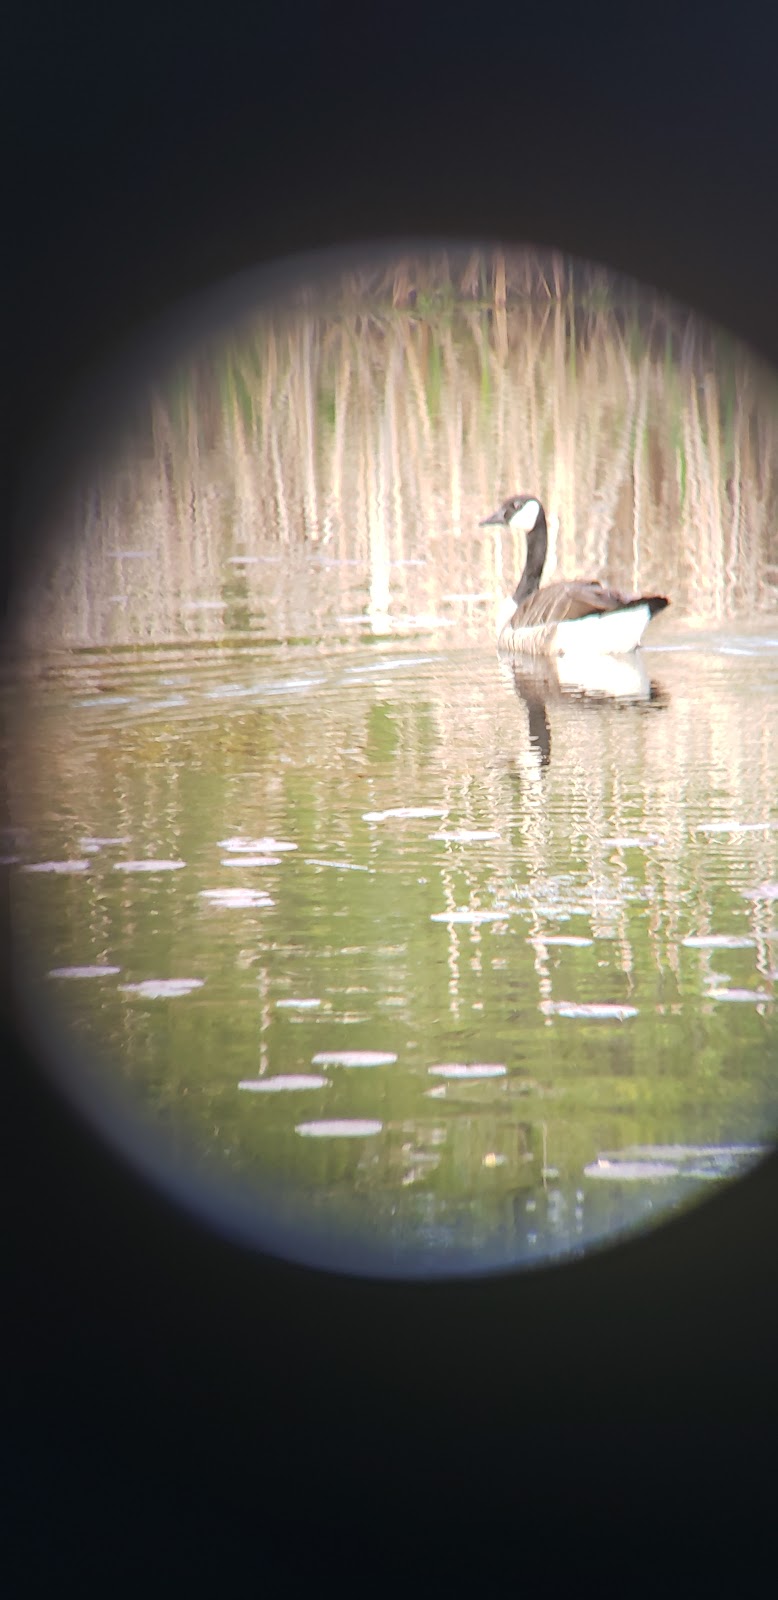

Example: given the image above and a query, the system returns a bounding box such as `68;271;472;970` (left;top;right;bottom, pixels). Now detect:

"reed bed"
12;248;778;653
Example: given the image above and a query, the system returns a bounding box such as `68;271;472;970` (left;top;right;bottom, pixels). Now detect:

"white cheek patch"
509;498;540;533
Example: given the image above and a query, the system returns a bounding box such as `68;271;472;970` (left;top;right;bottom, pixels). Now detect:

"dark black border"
5;7;777;1581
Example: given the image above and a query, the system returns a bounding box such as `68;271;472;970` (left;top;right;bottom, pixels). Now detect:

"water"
5;260;778;1274
8;628;778;1273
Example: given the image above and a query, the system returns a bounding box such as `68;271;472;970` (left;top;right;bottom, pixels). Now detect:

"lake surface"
6;255;778;1274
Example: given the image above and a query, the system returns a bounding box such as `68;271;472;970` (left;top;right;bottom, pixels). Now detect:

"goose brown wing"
515;580;636;627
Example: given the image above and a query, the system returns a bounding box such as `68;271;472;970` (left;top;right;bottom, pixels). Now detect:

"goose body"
481;495;669;657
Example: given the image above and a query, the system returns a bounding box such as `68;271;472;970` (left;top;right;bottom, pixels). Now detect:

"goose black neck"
512;509;548;604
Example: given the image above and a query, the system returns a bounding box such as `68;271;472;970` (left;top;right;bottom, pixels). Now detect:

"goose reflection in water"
504;652;668;770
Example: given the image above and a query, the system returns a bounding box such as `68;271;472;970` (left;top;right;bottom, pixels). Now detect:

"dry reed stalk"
459;252;481;298
683;384;705;614
384;340;406;564
331;335;352;550
631;360;648;594
396;321;433;451
391;261;411;308
267;411;290;544
549;300;577;577
704;371;725;613
726;396;742;601
299;320;320;541
493;251;507;309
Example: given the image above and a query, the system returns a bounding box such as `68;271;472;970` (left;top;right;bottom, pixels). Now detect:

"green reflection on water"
9;640;778;1270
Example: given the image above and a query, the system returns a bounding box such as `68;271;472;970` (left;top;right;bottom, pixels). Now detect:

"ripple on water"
430;909;508;924
79;837;130;852
428;829;501;843
602;835;665;848
540;1001;639;1021
305;858;371;872
218;836;298;853
311;1050;397;1067
706;987;771;1003
428;1064;507;1079
221;855;283;867
697;820;777;834
342;655;434;677
239;1076;328;1092
295;1120;383;1138
363;807;446;822
77;696;134;708
20;860;91;874
119;979;204;998
200;888;274;908
586;1144;767;1182
114;860;186;873
682;934;756;949
47;966;121;979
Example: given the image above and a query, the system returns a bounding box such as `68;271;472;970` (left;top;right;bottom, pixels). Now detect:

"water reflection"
9;633;777;1274
6;247;778;1275
506;653;668;770
585;1144;767;1183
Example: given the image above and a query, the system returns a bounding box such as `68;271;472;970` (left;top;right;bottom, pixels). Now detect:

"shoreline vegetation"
11;247;778;654
302;249;617;312
284;248;753;357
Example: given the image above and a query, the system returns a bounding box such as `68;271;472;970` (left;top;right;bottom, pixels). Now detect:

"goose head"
480;495;546;535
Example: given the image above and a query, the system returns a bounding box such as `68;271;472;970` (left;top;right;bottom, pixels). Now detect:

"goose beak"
479;508;508;527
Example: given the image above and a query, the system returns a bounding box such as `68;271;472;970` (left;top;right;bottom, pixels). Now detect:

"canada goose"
481;494;669;656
